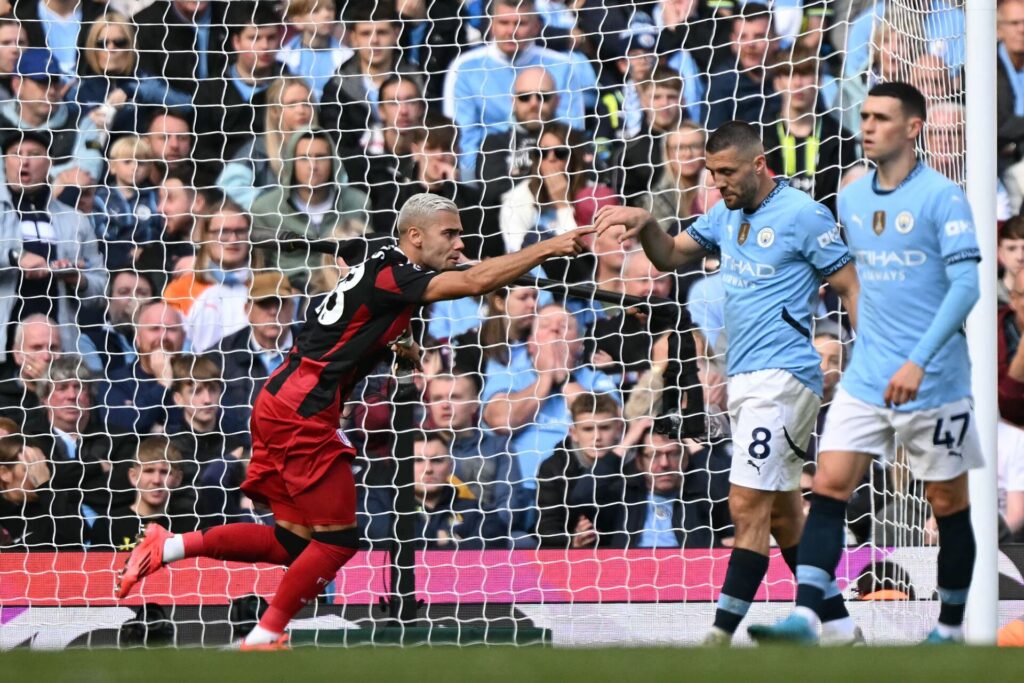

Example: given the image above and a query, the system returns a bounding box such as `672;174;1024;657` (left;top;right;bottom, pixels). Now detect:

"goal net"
0;0;1004;650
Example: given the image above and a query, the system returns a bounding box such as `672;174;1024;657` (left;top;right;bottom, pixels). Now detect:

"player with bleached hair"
116;193;593;649
749;81;984;645
594;120;861;645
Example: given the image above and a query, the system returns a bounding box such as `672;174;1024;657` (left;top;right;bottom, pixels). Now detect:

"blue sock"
781;544;849;622
795;494;847;613
713;548;769;634
936;507;974;627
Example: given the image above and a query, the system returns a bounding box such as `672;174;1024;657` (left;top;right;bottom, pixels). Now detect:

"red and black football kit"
242;246;438;526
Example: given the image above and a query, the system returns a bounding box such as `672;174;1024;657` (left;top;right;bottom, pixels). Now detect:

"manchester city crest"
895;211;915;234
757;227;775;248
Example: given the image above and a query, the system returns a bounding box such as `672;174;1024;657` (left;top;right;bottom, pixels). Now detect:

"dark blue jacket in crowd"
92;183;162;271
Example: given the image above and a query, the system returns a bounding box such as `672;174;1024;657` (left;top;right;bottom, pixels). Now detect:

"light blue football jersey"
838;163;980;410
686;181;852;396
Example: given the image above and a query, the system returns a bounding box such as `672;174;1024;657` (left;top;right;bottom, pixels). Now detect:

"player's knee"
274;524;311;561
926;482;970;518
729;496;772;536
311;527;360;550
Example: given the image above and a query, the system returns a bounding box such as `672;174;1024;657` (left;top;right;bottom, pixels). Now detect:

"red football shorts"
242;390;357;527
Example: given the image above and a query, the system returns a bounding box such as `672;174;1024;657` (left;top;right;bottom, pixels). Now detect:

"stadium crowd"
0;0;1021;553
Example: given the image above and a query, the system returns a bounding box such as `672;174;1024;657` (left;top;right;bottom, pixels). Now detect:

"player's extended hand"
593;205;655;243
543;226;595;257
884;360;925;408
390;333;423;372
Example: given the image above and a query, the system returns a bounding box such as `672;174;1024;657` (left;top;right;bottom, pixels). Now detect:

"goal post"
964;0;999;645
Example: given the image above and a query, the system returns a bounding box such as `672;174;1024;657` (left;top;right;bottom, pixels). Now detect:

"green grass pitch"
3;646;1023;683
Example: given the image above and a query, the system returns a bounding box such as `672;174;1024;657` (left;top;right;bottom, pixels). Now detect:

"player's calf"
244;527;359;647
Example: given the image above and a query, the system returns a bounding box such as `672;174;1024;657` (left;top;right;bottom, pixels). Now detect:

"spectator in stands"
498;122;616;255
93;135;162;272
999;420;1024;541
910;53;961;104
361;431;497;549
0;49;103;195
37;354;139;522
368;120;488;256
482;303;619;528
536;393;622;548
90;435;195;549
0;429;84;550
0;130;107;356
79;269;154;374
132;0;231;97
0;14;26;101
219;77;317;210
13;0;106;75
451;285;540;376
999;269;1024;426
194;1;283;162
166;354;250;527
143;107;194;183
213;271;297;429
999;0;1024;179
649;0;730;74
97;300;185;434
478;66;560;208
593;249;675;394
443;0;597;178
164;198;256;352
425;372;516;520
641;121;717;231
320;4;420;169
0;315;60;435
838;18;906;139
581;429;721;548
1000;216;1024;306
612;21;660;141
334;74;426;195
614;69;688;204
278;0;347;100
140;167;198;288
762;46;857;216
706;3;778;130
250;127;369;290
75;12;191;137
925;101;965;185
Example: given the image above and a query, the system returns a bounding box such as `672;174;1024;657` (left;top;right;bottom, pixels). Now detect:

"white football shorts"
727;369;820;492
818;386;984;482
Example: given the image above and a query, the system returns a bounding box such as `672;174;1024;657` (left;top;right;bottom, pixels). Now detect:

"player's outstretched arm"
593;205;705;272
421;227;595;304
824;261;860;332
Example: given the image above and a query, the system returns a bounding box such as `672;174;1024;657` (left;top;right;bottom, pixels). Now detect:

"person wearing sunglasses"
478;66;560;209
75;12;191;138
498;122;618;259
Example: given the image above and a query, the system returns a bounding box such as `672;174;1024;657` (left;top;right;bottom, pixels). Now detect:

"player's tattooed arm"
593;205;705;271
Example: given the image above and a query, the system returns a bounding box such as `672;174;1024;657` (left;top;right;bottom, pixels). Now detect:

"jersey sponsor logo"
817;226;841;248
757;227;775;248
854;249;927;268
872;211;886;235
895;211;914;234
721;253;776;281
944;219;974;236
738;222;750;245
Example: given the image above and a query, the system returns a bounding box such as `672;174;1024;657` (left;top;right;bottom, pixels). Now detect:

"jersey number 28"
316;262;367;325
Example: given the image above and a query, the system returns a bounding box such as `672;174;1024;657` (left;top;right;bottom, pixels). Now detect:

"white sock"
162;535;186;564
793;606;820;628
935;623;964;640
244;624;283;646
821;616;856;640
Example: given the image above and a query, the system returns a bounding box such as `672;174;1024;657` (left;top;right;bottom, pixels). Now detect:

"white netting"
0;0;1008;649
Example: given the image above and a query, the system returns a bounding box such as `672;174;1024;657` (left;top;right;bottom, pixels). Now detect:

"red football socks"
181;524;294;565
259;540;356;634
